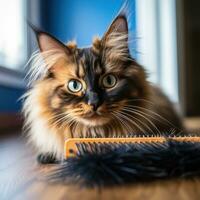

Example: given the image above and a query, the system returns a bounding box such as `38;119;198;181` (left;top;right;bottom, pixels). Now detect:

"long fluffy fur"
25;49;66;86
48;138;200;187
22;91;64;159
23;50;67;158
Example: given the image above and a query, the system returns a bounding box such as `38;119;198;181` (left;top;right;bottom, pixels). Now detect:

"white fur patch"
22;88;64;159
25;49;66;86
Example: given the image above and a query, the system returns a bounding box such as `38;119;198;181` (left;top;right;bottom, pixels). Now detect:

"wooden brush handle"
65;137;200;158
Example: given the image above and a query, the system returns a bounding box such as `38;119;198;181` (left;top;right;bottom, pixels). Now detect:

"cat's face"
32;16;149;128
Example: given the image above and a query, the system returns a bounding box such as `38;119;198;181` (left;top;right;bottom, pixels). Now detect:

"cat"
23;12;184;163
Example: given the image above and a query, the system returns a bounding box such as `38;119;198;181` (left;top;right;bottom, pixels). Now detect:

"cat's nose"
88;102;98;111
87;92;99;111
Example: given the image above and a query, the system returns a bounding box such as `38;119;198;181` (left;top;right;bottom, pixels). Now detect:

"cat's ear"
102;15;129;60
37;32;65;52
103;15;128;40
36;32;70;54
29;24;70;54
29;24;73;75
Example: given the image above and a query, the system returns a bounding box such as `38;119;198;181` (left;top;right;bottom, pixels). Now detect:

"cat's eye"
102;74;117;88
68;79;82;93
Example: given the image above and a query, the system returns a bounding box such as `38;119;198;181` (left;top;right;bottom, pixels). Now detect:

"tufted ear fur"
101;15;129;61
27;25;75;83
103;15;128;41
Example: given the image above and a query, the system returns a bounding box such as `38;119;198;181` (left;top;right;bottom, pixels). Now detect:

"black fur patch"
48;139;200;187
37;153;59;164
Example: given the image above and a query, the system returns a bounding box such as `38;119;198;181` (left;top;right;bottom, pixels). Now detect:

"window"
0;0;27;71
136;0;178;102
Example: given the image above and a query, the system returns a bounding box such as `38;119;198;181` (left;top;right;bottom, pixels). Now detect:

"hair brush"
48;135;200;187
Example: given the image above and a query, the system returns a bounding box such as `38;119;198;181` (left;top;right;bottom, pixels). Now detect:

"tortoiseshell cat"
23;12;183;163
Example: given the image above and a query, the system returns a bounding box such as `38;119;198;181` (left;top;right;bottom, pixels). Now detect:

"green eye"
68;79;82;93
102;74;117;88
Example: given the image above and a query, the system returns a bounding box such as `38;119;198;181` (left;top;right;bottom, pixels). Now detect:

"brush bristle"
48;139;200;187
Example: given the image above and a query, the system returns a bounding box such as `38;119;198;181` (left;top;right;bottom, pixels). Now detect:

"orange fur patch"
92;36;102;54
66;41;77;53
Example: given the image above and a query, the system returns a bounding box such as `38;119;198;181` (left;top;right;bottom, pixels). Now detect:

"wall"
39;0;135;47
179;0;200;116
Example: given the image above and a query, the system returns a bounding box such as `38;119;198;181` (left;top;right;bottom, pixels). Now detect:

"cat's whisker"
113;111;139;134
111;111;128;134
120;109;155;135
47;113;67;123
51;113;71;124
123;107;161;124
110;112;123;128
115;110;146;135
122;107;161;135
52;113;75;129
60;119;74;130
125;98;154;105
125;105;176;128
51;116;66;127
61;115;76;127
111;111;132;134
71;121;79;137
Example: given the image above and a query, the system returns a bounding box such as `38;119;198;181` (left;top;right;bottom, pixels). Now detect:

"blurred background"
0;0;200;133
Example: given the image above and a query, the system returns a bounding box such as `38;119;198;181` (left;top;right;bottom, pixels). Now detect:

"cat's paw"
37;153;58;164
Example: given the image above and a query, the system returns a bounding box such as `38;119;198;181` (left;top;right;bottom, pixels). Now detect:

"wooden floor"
1;118;200;200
